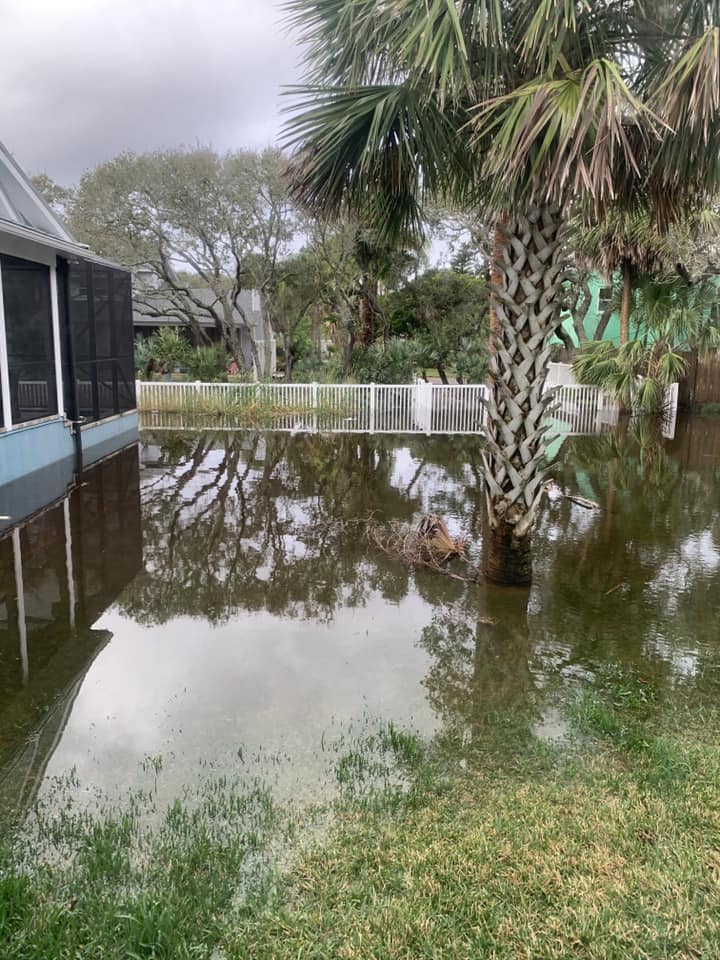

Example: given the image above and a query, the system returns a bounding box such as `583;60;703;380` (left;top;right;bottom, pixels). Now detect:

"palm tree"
283;0;720;584
573;273;720;413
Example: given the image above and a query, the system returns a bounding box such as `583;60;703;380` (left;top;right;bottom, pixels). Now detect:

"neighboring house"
133;282;277;377
0;140;137;519
556;276;622;349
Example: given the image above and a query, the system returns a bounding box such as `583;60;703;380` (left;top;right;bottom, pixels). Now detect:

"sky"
1;0;303;185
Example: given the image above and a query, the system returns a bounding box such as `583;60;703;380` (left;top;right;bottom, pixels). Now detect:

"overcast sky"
1;0;303;185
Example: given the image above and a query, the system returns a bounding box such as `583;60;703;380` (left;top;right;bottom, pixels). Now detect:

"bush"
134;335;154;378
351;339;418;384
135;328;195;376
292;356;345;383
186;345;230;382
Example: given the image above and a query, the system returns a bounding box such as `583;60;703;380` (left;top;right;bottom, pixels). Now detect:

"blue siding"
82;412;139;466
0;412;138;527
0;418;74;485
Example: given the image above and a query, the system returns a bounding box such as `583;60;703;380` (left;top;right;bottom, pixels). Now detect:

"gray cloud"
1;0;303;184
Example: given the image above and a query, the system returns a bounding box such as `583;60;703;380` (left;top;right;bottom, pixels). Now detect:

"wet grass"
3;676;720;958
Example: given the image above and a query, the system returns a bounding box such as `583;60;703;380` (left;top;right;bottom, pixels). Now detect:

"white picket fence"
136;378;617;437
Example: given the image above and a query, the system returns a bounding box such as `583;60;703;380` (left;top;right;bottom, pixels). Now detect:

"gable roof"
0;140;75;243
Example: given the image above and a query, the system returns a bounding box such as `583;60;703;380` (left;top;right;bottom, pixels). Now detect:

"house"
0;141;137;520
556;276;621;348
133;281;277;377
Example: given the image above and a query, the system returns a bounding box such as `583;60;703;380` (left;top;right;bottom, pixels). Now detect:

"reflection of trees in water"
416;420;720;745
535;420;720;689
124;423;720;710
419;585;541;751
122;433;477;626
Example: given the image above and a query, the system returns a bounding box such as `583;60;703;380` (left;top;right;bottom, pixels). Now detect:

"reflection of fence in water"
551;385;620;435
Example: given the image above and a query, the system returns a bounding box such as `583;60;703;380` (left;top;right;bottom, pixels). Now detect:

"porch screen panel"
0;254;57;424
66;259;135;422
67;260;97;421
112;271;135;413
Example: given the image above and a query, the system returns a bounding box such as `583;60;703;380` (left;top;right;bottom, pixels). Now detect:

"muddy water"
2;418;720;813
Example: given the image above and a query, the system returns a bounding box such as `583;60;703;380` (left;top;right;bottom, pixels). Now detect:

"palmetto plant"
283;0;720;584
573;274;720;413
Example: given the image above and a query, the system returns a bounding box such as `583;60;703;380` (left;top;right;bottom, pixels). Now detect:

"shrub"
351;338;417;384
186;345;230;382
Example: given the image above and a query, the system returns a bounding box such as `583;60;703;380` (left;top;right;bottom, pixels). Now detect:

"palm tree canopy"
283;0;720;240
574;201;720;279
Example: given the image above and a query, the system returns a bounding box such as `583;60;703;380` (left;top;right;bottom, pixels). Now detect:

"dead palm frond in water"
416;514;467;563
365;514;476;582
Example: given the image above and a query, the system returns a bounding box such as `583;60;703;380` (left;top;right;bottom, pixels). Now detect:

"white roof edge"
0;140;76;243
0;217;129;273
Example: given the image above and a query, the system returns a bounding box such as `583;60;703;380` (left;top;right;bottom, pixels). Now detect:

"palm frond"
284;83;472;242
635;376;663;413
472;58;663;213
656;347;688;385
518;0;586;71
658;26;720;142
283;0;503;99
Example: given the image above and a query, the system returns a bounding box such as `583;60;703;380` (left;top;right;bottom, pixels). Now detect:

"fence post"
312;381;318;434
369;382;376;434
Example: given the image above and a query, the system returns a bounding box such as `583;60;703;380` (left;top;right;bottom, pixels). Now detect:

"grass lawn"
2;667;720;958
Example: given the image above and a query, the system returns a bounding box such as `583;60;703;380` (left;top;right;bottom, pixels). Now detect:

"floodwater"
2;417;720;814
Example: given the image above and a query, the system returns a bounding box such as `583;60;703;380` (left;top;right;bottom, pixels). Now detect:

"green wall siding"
556;275;621;347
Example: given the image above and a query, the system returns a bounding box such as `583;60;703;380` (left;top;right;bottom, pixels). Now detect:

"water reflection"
0;446;141;814
129;432;482;625
1;419;720;813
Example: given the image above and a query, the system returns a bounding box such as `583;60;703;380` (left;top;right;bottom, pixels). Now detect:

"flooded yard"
2;418;720;814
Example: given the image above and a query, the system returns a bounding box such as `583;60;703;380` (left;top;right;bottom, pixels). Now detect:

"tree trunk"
554;323;573;354
360;276;378;346
283;333;292;380
247;335;262;380
484;511;534;586
262;313;274;378
436;362;449;385
572;275;592;346
620;260;632;346
593;304;614;341
488;215;509;353
483;206;565;586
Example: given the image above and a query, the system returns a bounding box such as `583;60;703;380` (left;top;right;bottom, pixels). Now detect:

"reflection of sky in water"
648;531;720;613
4;423;720;812
41;594;440;802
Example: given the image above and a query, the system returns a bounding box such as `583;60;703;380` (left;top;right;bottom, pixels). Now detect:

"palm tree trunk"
620;260;632;346
488;214;509;352
483;206;565;586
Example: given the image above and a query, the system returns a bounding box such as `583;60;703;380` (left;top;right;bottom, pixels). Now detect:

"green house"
555;275;622;348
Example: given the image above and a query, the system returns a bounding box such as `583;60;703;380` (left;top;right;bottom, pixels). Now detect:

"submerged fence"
136;379;616;437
